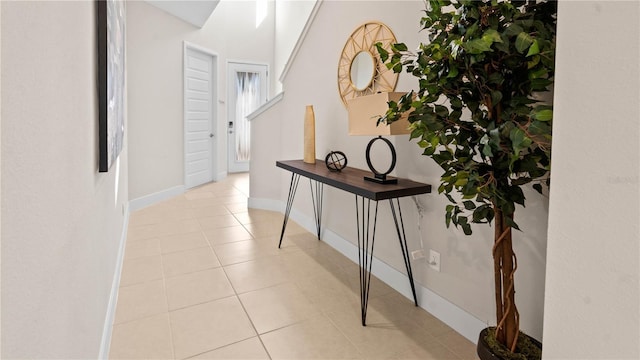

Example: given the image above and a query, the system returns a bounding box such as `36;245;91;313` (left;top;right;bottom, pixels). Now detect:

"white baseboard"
98;205;130;359
217;171;227;182
129;185;185;212
248;197;485;344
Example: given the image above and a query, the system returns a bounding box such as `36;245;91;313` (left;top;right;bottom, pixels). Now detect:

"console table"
276;160;431;325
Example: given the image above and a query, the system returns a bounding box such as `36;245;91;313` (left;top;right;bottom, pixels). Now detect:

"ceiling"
145;0;221;28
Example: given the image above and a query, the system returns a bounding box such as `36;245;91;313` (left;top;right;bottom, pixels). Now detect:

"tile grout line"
202;196;273;360
159;228;178;360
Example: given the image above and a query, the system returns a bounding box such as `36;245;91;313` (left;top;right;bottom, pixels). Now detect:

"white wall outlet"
428;249;441;272
411;249;425;260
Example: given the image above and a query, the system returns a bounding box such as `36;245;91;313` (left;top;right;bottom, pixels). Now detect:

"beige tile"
339;264;396;300
165;268;235;310
203;225;253;245
224;202;248;214
130;219;201;241
119;255;163;286
162;246;220;278
185;191;216;200
239;282;321;334
224;256;291;294
197;214;241;230
279;249;335;282
188;198;228;209
124;237;161;260
127;224;158;242
243;220;295;238
192;205;232;217
242;221;280;238
110;313;173;359
160;231;209;254
436;330;478;359
212;239;280;266
114;280;167;324
170;297;256;359
286;232;321;249
294;269;361;315
130;206;196;227
326;307;438;359
260;314;362;359
232;209;283;225
189;337;269;359
315;242;360;269
392;342;461;360
218;195;248;205
378;292;456;337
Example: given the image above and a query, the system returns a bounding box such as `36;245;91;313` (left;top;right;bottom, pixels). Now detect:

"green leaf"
515;32;534;54
532;183;543;194
504;23;524;37
458;216;472;235
463;39;493;54
393;42;408;52
510;128;526;148
376;43;389;62
505;216;521;231
526;40;540;57
447;65;459;78
482;29;502;44
463;200;476;210
490;90;503;106
482;144;493;157
532;109;553;121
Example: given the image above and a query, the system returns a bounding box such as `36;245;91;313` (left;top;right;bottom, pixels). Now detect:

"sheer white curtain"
234;71;260;162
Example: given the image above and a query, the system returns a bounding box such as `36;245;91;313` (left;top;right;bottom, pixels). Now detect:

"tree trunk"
492;207;519;352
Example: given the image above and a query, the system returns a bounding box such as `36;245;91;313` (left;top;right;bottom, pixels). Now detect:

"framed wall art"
96;0;125;172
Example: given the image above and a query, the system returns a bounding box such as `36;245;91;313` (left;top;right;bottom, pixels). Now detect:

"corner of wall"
98;205;130;359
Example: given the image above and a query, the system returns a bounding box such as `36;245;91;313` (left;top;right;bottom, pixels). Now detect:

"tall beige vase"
303;105;316;163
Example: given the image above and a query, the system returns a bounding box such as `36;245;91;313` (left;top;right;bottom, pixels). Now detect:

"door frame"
226;60;269;173
183;41;219;188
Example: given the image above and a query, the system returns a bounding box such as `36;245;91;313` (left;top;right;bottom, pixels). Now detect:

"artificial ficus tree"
377;0;556;356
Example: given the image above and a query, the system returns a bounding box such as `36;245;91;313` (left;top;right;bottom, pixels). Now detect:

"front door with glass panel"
227;62;268;173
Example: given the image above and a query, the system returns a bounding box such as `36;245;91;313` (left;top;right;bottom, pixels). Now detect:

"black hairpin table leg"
310;180;324;240
279;173;301;248
355;195;378;326
389;198;418;306
278;175;324;248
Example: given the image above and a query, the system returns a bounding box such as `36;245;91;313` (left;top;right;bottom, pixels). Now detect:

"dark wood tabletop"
276;160;431;201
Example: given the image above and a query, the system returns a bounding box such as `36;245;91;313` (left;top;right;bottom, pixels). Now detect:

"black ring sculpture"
364;136;398;184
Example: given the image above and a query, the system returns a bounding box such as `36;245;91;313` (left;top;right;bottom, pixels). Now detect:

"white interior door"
227;62;268;173
184;45;217;189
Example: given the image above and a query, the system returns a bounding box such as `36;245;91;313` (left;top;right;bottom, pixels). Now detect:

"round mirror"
349;51;375;91
337;22;399;107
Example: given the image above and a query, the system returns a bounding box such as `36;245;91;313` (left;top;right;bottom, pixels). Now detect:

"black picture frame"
97;0;125;172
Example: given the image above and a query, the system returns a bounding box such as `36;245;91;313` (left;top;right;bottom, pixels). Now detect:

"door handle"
209;133;214;138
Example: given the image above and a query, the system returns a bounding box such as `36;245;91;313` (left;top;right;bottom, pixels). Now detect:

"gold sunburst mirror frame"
338;22;399;107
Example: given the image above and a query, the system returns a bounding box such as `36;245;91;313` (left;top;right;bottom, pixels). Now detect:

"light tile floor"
109;173;478;360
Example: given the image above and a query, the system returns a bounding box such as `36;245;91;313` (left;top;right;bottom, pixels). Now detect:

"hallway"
109;173;476;359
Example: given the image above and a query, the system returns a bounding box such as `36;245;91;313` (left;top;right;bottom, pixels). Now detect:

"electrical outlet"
411;249;425;260
428;250;441;272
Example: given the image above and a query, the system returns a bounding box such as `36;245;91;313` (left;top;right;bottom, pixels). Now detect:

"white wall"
127;0;276;201
250;0;549;341
1;1;129;358
542;1;640;359
0;3;3;356
274;0;317;90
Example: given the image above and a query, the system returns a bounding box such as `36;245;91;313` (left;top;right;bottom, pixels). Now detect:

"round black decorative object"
325;151;348;172
365;136;397;184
